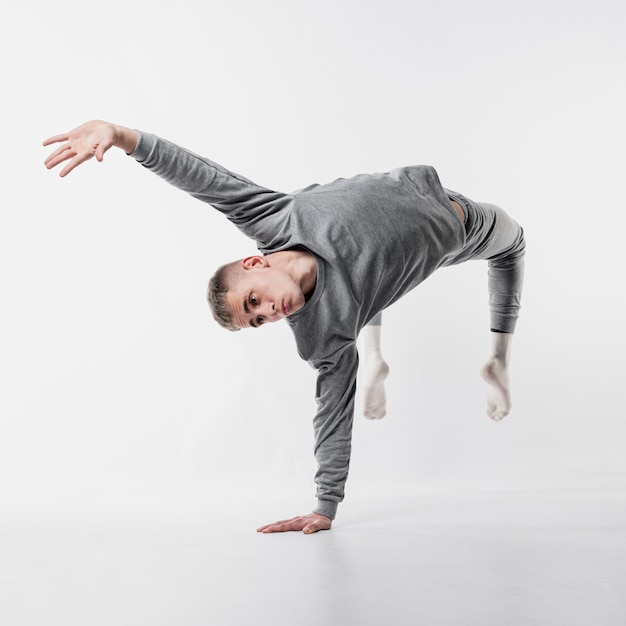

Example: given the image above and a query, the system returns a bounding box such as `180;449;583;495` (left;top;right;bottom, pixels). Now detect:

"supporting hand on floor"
257;512;332;534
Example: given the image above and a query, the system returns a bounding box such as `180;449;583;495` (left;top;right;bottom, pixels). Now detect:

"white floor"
2;486;625;626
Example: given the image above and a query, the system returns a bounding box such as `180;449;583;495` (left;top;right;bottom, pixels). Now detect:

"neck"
271;249;317;298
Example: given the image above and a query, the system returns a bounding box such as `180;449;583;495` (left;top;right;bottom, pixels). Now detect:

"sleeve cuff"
314;499;338;520
129;131;157;163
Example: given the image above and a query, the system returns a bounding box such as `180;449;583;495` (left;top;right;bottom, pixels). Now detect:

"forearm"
129;132;291;240
313;416;354;520
311;347;358;520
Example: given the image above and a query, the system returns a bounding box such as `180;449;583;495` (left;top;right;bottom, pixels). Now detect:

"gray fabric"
131;132;524;520
368;312;383;326
446;193;525;333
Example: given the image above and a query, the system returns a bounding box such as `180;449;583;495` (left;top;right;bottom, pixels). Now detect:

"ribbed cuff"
129;131;156;163
314;499;338;520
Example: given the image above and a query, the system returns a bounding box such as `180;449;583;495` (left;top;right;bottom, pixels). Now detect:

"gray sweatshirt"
131;132;466;520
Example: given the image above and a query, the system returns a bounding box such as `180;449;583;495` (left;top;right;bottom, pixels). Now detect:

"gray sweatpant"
367;192;525;334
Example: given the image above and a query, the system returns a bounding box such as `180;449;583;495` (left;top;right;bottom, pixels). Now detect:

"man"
44;120;525;534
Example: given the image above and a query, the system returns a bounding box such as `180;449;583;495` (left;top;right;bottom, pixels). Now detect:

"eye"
256;316;264;326
250;294;258;306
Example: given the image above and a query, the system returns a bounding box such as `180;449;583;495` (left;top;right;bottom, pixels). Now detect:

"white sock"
358;324;390;420
480;332;513;421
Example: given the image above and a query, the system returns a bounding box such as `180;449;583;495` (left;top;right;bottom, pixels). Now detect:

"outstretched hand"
257;512;332;534
43;120;138;177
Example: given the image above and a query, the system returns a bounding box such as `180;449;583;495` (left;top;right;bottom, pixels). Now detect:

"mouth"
282;301;289;316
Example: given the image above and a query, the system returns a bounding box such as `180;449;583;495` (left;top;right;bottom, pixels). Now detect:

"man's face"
226;257;306;330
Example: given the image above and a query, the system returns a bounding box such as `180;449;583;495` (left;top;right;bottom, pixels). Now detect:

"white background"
1;0;625;523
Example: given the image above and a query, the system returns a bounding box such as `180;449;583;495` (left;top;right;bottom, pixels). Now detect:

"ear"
241;255;269;270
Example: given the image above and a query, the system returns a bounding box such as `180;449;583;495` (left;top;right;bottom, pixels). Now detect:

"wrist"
112;124;139;154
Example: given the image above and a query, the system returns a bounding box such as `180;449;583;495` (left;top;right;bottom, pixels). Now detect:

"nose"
261;300;278;321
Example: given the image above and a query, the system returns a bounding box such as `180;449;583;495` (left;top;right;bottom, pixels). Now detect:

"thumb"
95;141;110;162
303;518;329;534
303;523;319;534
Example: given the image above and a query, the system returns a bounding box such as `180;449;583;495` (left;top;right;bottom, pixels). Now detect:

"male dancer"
44;120;525;534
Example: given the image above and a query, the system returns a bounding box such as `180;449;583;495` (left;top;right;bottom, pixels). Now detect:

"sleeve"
130;131;292;243
311;342;359;520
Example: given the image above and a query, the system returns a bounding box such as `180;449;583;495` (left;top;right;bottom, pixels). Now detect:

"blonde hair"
206;260;243;331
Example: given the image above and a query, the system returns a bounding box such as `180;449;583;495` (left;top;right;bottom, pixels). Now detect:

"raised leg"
446;197;525;421
358;313;389;420
474;202;525;422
